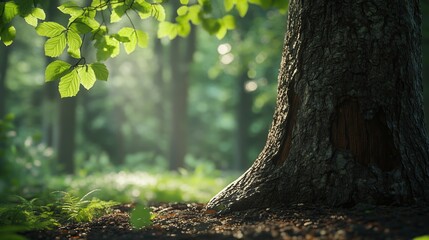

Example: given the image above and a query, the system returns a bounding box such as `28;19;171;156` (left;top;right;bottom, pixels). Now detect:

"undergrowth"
0;190;117;235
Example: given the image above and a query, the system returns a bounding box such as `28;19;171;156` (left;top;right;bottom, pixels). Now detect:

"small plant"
130;205;154;229
54;189;118;223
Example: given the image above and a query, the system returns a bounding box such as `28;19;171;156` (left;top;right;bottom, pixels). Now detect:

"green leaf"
95;36;120;61
215;26;227;39
157;22;177;39
90;63;109;81
44;34;67;57
176;19;191;37
70;17;98;34
224;0;235;11
58;1;84;17
32;8;46;20
177;6;188;16
111;33;130;43
130;206;152;229
201;18;221;35
36;22;66;37
133;0;151;14
91;0;108;10
23;6;45;26
67;30;82;58
92;25;108;40
59;69;80;97
118;27;136;54
137;12;151;20
187;5;201;24
136;30;148;48
24;15;38;27
3;1;19;23
111;4;127;23
236;0;248;17
180;0;189;4
0;25;16;46
77;66;96;90
45;60;71;82
221;15;235;29
151;4;165;21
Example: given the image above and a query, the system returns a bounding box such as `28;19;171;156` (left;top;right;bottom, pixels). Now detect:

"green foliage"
414;235;429;240
0;121;56;196
0;226;28;240
0;0;287;97
0;190;117;233
55;189;117;222
130;205;153;229
45;61;109;97
0;196;60;230
46;165;237;203
0;25;16;46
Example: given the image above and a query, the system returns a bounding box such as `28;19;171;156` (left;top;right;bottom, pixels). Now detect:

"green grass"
47;168;237;203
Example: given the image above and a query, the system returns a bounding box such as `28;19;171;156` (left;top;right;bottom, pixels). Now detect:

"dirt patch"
24;202;429;239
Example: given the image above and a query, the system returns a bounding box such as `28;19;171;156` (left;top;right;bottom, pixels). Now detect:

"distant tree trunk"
111;106;125;164
208;0;429;211
56;97;77;174
168;26;197;170
234;71;252;170
154;38;167;155
42;0;60;147
0;46;10;118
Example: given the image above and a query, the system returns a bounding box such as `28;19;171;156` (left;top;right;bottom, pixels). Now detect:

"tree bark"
208;0;429;211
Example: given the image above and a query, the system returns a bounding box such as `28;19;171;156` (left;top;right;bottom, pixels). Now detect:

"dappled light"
245;80;258;92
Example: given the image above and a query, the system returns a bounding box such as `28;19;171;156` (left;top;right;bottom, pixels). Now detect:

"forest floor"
24;202;429;240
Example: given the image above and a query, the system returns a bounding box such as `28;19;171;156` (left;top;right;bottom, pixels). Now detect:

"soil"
24;202;429;240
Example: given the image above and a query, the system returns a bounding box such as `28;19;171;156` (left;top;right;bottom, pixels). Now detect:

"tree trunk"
234;71;252;170
154;38;167;156
168;27;196;170
56;97;77;174
0;46;11;118
208;0;429;211
42;0;60;147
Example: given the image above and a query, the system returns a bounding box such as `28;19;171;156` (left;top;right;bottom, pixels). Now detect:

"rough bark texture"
208;0;429;211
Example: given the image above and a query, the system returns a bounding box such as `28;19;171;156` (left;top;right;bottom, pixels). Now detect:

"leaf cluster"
0;0;288;97
0;0;45;46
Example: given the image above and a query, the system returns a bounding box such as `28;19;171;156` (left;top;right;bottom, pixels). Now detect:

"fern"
0;190;117;232
0;196;59;230
55;189;118;223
